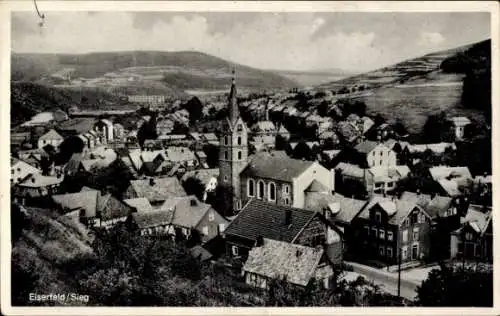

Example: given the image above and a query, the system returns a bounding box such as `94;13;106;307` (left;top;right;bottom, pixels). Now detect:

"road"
344;261;420;300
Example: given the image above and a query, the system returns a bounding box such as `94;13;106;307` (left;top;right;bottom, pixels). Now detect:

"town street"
345;261;421;300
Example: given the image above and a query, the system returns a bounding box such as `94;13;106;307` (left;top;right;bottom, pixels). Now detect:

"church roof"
241;151;314;182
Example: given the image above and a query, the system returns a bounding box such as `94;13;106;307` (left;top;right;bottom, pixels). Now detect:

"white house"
37;129;64;149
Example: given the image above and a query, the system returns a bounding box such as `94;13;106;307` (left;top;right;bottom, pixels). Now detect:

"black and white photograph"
2;0;498;313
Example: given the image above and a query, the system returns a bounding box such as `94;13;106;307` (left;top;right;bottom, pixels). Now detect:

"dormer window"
375;212;382;223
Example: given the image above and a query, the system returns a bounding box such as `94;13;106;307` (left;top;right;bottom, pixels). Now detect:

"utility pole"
397;246;401;298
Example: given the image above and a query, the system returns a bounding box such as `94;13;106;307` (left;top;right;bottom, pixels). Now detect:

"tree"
207;184;234;217
421;112;455;143
182;177;205;201
183;97;204;124
275;134;288;151
416;263;492;306
202;143;219;168
137;112;159;148
54;136;84;165
317;101;330;117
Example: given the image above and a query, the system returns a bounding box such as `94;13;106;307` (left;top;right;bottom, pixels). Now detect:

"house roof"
128;177;187;203
124;197;154;212
64;153;84;175
335;162;364;179
461;208;491;234
399;191;432;209
224;199;316;243
358;196;424;225
243;238;326;287
18;173;64;188
39;129;63;141
407;143;456;154
166;147;196;162
429;166;472;181
336;121;360;142
160;195;215;229
241;151;314;182
354;141;379;154
202;133;218;142
131;209;174;229
322;150;341;160
437;179;462;197
425;196;453;218
254;121;276;132
304;192;367;224
368;165;410;182
52;190;99;217
450;116;471;126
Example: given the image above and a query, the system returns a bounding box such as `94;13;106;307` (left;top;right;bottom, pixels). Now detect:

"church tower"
219;70;249;212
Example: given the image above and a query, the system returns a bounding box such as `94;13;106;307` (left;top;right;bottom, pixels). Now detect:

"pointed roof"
228;69;240;125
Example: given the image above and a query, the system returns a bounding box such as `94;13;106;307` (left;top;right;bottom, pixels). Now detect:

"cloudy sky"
11;11;490;72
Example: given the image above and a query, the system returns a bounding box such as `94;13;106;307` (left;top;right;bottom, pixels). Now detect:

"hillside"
11;206;94;306
318;40;491;133
11;51;298;94
272;69;355;87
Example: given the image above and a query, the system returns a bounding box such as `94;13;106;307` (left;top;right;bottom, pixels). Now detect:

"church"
219;73;334;212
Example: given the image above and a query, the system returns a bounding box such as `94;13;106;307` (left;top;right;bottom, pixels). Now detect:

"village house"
17;148;48;169
51;188;136;228
113;123;126;141
165;146;198;171
124;177;187;206
336;121;361;144
242;238;337;290
222;199;343;266
450;204;492;262
449;116;471;140
156;118;175;136
37;129;64;150
94;119;114;144
349;195;433;265
11;157;41;185
353;140;397;168
429;166;473;197
159;195;229;242
13;173;64;205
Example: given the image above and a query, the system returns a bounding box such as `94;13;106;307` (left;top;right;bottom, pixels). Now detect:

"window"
413;229;419;241
402;229;408;243
375;212;382;223
209;211;215;222
257;180;265;199
237;137;242;145
411;212;419;225
238;151;242;160
268;182;276;201
236;200;242;210
284;185;290;194
379;229;385;239
371;227;377;237
402;246;408;260
224;136;229;145
237;124;243;132
224;175;228;182
379;160;382;166
387;247;393;258
465;232;473;241
218;223;226;233
11;169;14;175
380;151;383;156
224;151;229;160
284;198;290;205
232;246;239;256
387;231;393;241
202;226;209;235
247;179;255;197
420;213;426;223
364;225;370;236
379;246;385;256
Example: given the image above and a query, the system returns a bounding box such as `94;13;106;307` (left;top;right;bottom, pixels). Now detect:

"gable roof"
304;192;367;224
124;197;153;212
224;199;316;243
305;179;329;193
128;177;187;203
190;245;213;261
166;146;196;162
425;196;453;218
39;129;64;141
335;162;365;179
461;207;491;235
159;195;216;229
131;209;174;229
243;238;326;287
241;151;313;182
358;196;427;225
354;141;381;154
181;168;219;186
17;173;64;188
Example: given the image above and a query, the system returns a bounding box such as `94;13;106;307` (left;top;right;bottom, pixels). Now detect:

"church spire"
228;69;239;124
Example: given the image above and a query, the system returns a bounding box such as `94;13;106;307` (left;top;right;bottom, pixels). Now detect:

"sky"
11;11;491;72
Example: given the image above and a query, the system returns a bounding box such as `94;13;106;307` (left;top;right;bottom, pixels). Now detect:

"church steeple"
228;69;239;124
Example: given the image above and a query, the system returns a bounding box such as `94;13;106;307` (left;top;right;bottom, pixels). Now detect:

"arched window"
238;151;242;160
237;136;242;145
257;180;265;199
268;182;276;201
224;151;229;160
224;136;229;145
247;179;255;197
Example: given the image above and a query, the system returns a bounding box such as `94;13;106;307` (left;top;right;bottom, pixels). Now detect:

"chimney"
149;178;155;186
285;209;292;226
255;235;264;247
190;198;197;206
295;249;302;257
